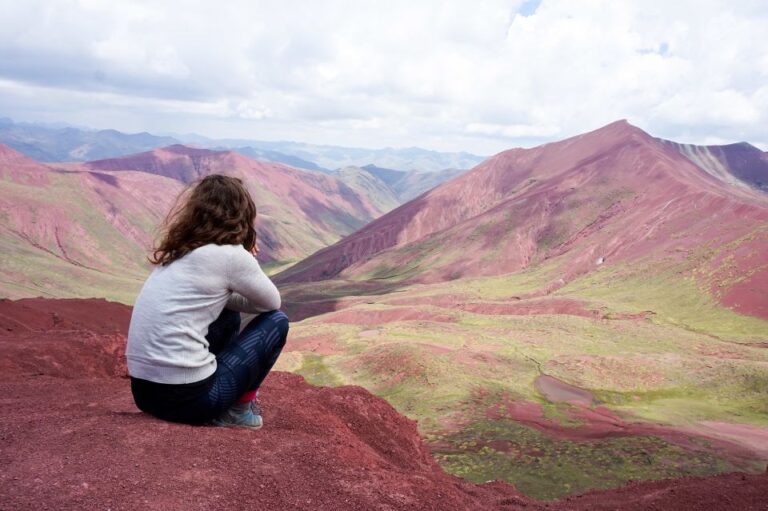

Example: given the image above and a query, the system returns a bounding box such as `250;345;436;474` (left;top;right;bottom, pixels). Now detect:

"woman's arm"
226;246;281;313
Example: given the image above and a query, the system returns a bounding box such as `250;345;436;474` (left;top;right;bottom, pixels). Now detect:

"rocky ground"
1;298;766;510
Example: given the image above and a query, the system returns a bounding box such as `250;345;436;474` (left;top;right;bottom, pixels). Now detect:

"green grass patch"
433;419;740;500
558;262;768;342
295;354;344;387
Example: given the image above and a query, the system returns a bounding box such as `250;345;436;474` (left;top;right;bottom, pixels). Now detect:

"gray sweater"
126;243;281;384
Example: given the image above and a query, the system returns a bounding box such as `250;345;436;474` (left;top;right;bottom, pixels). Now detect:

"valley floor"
278;266;768;499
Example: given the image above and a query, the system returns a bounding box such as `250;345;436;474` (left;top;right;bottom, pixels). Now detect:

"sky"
0;0;766;154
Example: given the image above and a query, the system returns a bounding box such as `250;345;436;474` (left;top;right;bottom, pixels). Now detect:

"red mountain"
0;143;393;301
0;144;185;301
664;139;768;192
82;145;389;263
276;121;768;319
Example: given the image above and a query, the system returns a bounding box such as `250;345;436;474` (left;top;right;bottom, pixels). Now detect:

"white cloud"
465;122;561;138
0;0;766;152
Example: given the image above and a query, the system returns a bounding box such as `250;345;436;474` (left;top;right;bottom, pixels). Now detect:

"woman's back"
126;243;280;385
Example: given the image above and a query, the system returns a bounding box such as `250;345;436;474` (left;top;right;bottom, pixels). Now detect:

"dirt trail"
1;298;766;510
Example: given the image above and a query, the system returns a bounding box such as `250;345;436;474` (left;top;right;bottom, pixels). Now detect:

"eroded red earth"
1;298;766;510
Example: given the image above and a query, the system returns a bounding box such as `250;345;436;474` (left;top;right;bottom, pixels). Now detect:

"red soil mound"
0;298;131;378
0;297;131;334
1;298;766;510
561;471;768;511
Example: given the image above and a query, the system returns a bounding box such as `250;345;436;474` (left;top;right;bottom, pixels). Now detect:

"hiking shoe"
250;398;263;417
212;401;263;430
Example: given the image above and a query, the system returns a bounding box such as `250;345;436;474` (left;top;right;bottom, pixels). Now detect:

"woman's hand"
250;243;260;257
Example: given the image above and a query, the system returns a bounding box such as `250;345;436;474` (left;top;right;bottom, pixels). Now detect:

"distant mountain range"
0;117;178;163
0;117;484;173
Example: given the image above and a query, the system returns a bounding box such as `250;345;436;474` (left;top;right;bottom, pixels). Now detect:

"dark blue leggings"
130;308;289;424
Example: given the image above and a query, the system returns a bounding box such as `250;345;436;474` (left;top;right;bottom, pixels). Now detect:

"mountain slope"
0;143;396;300
332;166;401;214
363;164;468;202
81;145;390;265
0;144;184;301
663;139;768;192
276;121;768;319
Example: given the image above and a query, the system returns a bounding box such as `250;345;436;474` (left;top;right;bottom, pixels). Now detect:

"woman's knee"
264;309;289;339
261;308;288;324
242;309;289;341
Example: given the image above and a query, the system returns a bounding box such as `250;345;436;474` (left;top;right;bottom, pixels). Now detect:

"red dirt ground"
1;298;767;510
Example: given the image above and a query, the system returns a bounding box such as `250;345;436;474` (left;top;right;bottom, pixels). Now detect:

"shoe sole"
211;419;263;430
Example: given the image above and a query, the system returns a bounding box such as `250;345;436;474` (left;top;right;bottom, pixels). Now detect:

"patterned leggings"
130;308;289;424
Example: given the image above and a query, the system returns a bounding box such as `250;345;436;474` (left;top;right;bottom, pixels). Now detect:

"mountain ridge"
275;120;768;319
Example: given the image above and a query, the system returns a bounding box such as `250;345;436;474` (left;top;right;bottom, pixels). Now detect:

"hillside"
332;166;401;214
363;164;468;202
0;143;394;300
332;165;471;214
664;139;768;192
0;144;185;302
276;120;768;320
1;297;766;510
81;145;392;264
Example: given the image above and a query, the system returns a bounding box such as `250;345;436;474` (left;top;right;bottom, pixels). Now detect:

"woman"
126;174;289;429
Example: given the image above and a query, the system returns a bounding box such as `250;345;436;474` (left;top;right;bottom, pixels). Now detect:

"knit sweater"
126;243;281;384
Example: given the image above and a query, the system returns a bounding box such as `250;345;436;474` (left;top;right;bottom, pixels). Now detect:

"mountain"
0;143;394;300
276;120;768;320
178;134;485;173
0;144;184;302
364;164;468;202
80;145;388;264
2;297;766;511
0;118;179;161
0;117;485;174
333;164;471;213
273;121;768;498
332;166;401;214
663;139;768;192
231;145;329;172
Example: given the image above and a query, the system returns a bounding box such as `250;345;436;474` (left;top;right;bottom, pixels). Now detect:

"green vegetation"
434;419;742;500
285;263;768;498
297;354;345;387
558;261;768;341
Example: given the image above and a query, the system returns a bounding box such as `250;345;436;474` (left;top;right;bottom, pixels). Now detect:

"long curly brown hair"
150;174;257;266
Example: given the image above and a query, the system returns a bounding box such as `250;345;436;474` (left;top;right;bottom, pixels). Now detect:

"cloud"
0;0;766;153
